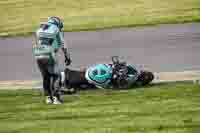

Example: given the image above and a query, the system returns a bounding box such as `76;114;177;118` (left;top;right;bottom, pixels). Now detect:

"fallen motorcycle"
60;56;154;93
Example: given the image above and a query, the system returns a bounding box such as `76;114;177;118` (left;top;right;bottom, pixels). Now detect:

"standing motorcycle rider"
33;16;71;104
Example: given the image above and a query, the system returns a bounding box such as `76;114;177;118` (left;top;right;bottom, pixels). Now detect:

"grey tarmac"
0;23;200;81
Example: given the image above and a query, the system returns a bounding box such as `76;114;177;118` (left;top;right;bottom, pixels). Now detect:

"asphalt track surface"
0;23;200;81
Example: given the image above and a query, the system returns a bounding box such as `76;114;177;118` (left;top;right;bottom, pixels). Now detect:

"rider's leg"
53;74;62;98
48;62;63;104
37;60;53;103
43;72;51;96
44;73;54;103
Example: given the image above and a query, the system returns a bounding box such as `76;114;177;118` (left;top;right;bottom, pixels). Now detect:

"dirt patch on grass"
154;71;200;82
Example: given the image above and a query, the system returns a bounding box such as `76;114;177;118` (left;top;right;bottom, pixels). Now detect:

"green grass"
0;0;200;37
0;83;200;133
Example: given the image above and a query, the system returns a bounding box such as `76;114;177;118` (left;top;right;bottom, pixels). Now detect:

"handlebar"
112;56;120;65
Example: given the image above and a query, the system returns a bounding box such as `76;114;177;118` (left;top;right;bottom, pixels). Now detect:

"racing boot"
46;96;53;104
52;96;63;104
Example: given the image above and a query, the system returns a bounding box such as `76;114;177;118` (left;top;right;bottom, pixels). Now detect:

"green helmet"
48;16;63;30
88;64;112;84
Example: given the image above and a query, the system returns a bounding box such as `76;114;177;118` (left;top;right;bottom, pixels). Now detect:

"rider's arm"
59;32;67;49
58;32;71;65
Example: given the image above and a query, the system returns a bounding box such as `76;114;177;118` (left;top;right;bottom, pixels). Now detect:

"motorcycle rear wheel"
136;71;154;86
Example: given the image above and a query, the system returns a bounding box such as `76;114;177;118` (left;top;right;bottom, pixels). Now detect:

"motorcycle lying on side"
59;56;154;93
109;56;154;89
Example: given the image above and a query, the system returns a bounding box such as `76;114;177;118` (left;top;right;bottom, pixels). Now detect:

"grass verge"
0;0;200;37
0;82;200;133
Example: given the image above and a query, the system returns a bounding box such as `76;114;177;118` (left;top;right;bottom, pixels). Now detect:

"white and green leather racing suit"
33;23;70;98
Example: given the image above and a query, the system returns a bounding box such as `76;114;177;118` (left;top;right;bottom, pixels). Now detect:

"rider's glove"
65;56;71;66
62;47;71;66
